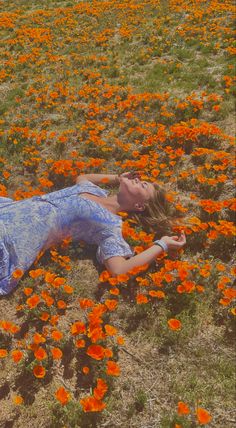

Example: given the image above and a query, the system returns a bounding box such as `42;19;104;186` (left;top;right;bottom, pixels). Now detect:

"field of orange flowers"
0;0;235;427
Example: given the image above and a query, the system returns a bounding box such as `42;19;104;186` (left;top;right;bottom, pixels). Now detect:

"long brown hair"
129;183;184;239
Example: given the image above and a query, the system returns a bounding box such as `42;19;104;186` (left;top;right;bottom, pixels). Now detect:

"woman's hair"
130;183;184;239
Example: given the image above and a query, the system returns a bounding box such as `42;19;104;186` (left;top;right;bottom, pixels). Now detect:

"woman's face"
118;175;155;212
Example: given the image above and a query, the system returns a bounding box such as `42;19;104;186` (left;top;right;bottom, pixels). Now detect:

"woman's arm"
104;232;186;275
76;173;119;186
75;171;140;186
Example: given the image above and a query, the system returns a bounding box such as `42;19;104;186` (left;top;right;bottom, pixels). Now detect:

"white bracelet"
153;239;168;253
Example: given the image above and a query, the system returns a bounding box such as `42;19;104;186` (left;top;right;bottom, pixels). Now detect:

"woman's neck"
102;195;123;214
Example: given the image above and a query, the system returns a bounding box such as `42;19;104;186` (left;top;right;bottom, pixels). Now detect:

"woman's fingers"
161;232;186;252
121;171;141;179
170;233;186;248
129;171;140;178
179;231;186;244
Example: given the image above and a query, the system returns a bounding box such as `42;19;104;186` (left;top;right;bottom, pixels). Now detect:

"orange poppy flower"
33;333;46;344
104;324;117;336
29;269;44;278
219;297;230;306
230;267;236;275
28;342;38;352
99;271;110;282
0;349;8;358
40;312;49;321
136;277;149;287
82;366;90;374
109;287;120;295
80;396;106;412
196;408;212;425
51;330;63;341
57;300;67;309
26;294;40;309
34;347;47;360
51;347;63;359
178;267;188;281
164;273;174;282
55;387;70;405
0;320;19;333
53;277;66;287
136;294;148;304
86;344;105;360
104;299;118;311
79;298;94;309
177;401;190;415
103;348;113;358
116;273;130;282
106;360;120;376
2;171;10;179
75;339;85;348
13;395;24;405
93;378;108;400
49;315;59;326
71;321;86;335
168;319;182;330
12;268;24;279
196;285;205;293
41;290;54;307
44;272;56;283
149;290;165;298
23;287;33;296
89;303;107;319
33;365;46;378
117;336;124;345
223;288;236;299
63;285;74;294
11;350;23;363
87;326;105;343
107;277;118;286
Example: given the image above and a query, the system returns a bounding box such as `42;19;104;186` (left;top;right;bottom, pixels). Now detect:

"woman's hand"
106;231;187;275
118;171;141;182
161;231;186;252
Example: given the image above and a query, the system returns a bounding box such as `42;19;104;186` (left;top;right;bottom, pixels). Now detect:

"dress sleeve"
77;180;109;197
96;232;134;265
0;197;14;204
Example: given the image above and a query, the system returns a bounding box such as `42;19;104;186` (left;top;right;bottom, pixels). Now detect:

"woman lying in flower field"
0;171;186;295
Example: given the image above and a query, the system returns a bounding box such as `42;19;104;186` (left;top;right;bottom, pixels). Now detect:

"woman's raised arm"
75;171;140;186
76;173;119;186
104;232;186;275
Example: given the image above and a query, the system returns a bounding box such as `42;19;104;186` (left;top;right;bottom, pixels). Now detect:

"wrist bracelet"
153;239;168;253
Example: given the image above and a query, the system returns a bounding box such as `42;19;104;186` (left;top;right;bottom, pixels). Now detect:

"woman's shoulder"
76;180;109;197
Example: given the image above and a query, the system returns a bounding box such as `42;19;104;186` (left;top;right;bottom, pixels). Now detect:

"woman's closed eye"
134;178;148;188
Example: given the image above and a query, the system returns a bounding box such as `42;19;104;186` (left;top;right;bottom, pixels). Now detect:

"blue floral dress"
0;180;134;295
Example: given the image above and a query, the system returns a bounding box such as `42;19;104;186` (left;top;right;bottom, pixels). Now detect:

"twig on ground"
119;346;144;363
146;377;159;393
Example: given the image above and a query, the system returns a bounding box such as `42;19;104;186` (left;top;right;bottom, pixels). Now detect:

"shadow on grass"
61;338;74;380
